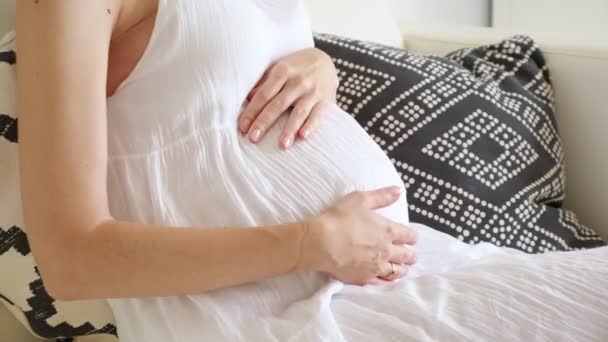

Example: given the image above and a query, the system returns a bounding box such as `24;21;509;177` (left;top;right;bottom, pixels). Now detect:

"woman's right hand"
300;187;418;286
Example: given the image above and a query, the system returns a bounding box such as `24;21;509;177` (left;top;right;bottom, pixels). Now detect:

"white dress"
105;1;608;341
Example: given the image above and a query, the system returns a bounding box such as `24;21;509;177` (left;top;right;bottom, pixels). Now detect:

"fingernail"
281;136;292;149
390;186;402;196
240;119;251;133
300;129;310;139
249;128;262;143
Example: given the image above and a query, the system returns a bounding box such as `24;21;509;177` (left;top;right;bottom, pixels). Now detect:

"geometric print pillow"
314;33;606;252
0;32;117;341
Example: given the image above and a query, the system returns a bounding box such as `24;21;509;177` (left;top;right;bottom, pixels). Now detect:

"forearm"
55;220;309;300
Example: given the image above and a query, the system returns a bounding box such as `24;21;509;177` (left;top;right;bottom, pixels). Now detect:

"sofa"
1;0;607;340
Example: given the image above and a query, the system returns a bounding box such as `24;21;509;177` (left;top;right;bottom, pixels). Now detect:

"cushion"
0;32;117;340
313;33;606;252
400;27;608;238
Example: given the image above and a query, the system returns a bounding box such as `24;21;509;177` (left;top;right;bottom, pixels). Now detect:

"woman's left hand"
238;48;339;149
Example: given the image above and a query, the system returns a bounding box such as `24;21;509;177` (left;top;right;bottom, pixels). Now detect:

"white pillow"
304;0;403;47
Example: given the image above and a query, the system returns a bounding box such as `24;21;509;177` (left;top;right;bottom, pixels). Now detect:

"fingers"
238;48;337;145
353;186;402;210
387;223;418;245
354;264;409;286
368;277;391;286
247;79;305;144
388;244;417;265
280;94;316;149
247;70;269;101
238;66;288;134
357;261;411;286
377;262;409;281
298;100;327;139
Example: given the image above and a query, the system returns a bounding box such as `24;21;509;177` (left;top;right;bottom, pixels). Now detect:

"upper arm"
16;1;121;270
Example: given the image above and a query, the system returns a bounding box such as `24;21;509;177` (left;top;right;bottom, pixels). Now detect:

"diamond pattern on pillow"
314;33;606;252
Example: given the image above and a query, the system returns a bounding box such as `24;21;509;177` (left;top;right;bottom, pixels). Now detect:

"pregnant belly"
107;104;409;228
106;104;410;341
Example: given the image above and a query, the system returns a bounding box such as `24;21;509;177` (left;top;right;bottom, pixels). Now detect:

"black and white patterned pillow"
314;33;606;252
0;33;117;341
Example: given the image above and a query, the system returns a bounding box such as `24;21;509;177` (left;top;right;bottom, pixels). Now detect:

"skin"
239;48;339;149
16;0;417;301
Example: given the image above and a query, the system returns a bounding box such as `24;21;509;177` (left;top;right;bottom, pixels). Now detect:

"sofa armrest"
400;24;608;238
0;304;40;342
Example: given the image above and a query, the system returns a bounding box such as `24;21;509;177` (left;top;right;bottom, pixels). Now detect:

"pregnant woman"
16;0;608;341
18;0;415;338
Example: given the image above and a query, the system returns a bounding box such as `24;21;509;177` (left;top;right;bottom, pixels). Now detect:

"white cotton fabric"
105;1;608;341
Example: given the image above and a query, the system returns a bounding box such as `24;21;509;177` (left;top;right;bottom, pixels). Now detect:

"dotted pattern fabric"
314;33;606;252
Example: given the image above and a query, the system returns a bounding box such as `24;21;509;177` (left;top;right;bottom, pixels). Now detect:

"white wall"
305;0;403;46
493;0;608;44
389;0;491;27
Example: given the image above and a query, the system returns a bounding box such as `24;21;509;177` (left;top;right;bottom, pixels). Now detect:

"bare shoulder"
15;0;157;40
16;0;121;34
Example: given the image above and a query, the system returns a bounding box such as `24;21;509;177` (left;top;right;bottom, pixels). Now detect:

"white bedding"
111;224;608;341
330;224;608;341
